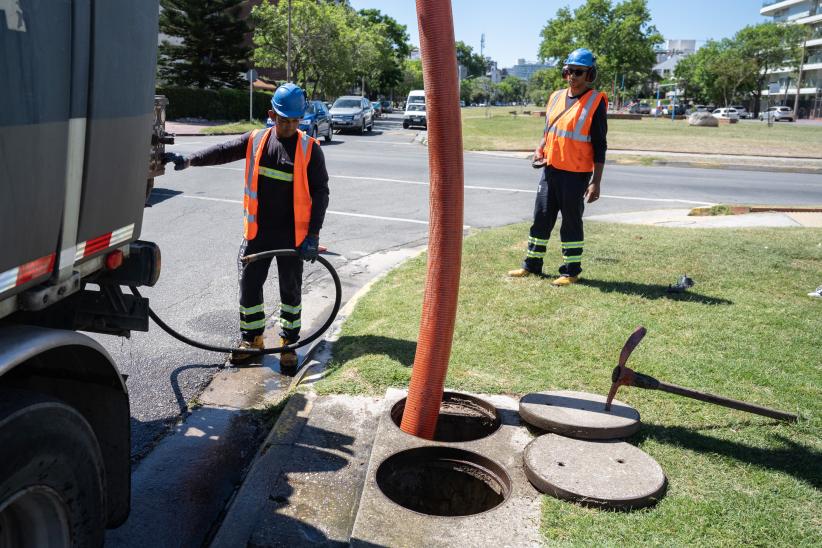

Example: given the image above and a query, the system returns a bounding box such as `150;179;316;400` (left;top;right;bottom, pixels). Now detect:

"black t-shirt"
188;130;330;244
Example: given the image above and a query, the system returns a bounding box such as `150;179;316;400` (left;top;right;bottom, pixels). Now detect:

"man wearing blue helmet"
508;48;608;285
163;83;329;370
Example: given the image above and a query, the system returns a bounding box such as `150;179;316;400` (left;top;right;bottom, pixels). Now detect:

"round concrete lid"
519;390;640;439
523;434;667;509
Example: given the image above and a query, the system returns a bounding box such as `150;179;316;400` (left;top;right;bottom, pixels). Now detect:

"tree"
252;1;405;99
695;40;757;107
497;77;528;104
358;9;412;97
735;22;805;115
158;0;251;89
527;68;563;105
456;41;488;78
252;0;353;98
537;0;662;106
398;59;424;99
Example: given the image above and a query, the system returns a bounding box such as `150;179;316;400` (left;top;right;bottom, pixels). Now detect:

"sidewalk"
468;148;822;174
586;208;822;228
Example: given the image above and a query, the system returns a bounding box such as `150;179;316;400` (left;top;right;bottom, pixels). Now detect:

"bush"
157;87;272;121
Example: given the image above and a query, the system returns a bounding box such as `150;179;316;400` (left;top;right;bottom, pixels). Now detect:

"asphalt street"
93;112;822;461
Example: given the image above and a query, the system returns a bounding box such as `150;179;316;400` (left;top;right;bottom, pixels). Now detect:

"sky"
348;0;769;68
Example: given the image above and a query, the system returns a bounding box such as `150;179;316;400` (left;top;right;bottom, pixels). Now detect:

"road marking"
150;190;467;227
196;171;713;205
330;175;712;204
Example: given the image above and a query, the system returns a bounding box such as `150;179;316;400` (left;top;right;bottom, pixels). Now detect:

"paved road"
96;113;822;460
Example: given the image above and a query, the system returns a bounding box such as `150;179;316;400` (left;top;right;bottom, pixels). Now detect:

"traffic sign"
245;69;258;82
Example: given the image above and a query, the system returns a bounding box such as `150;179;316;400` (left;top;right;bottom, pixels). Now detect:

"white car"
712;107;739;120
758;106;794;122
730;105;750;119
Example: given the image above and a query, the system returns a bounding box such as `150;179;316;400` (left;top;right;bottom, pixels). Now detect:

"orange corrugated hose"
400;0;464;440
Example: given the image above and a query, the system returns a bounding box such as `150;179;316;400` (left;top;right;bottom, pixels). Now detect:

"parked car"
662;104;686;115
371;101;383;118
299;100;333;142
712;107;740;120
730;105;750;119
628;102;651;114
330;95;374;134
380;100;393;114
758;106;794;122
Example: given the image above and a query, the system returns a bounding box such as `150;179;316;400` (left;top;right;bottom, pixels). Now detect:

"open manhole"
376;446;511;516
390;392;501;442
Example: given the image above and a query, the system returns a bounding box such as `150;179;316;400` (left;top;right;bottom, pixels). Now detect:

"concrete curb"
689;204;822;216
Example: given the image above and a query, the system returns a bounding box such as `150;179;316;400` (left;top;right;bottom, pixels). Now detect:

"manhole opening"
390;392;501;442
376;447;511;517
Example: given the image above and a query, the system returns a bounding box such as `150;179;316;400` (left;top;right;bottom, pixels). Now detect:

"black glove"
162;152;190;171
298;235;319;262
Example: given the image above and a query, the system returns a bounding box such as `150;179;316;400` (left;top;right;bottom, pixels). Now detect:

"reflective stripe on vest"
243;128;316;244
542;89;607;172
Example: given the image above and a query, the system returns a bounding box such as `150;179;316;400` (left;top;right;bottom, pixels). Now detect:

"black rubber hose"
130;249;341;355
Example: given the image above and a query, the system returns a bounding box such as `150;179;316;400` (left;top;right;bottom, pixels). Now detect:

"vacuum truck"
0;1;166;544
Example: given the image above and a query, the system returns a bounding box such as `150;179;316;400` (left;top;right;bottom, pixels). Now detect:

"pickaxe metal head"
605;326;646;411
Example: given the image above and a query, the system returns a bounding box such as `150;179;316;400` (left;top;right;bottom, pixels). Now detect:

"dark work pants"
237;238;303;343
522;166;591;277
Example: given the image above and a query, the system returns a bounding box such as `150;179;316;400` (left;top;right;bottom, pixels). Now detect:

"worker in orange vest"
164;83;329;370
508;48;607;285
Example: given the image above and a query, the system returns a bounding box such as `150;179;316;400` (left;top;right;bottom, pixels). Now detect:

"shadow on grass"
637;423;821;490
333;335;417;368
577;278;733;305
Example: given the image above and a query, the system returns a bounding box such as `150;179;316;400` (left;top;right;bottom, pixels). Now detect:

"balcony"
761;0;808;16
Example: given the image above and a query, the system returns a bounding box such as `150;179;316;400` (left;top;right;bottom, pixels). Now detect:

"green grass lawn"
460;108;822;158
316;222;821;545
200;120;265;135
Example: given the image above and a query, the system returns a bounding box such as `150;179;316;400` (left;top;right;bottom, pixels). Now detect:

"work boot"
508;267;533;278
551;275;579;286
230;335;265;364
279;337;299;370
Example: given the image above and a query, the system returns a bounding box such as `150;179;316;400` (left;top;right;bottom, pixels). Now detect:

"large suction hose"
399;0;464;439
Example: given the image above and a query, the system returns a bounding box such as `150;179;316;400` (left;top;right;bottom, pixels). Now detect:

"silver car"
758;106;794;122
330;96;374;134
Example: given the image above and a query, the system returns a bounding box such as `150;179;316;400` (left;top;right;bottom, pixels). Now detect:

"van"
403;89;426;129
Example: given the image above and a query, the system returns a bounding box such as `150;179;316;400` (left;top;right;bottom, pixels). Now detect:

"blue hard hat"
564;48;596;67
271;83;307;119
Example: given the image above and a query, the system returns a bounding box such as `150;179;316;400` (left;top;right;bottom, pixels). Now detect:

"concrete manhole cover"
523;434;667;509
519;390;640;439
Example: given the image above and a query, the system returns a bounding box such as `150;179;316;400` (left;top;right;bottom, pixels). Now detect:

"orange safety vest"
243;127;316;245
542;88;607;173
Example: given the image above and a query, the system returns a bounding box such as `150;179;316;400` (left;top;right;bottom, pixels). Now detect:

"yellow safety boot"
551;275;579;286
230;335;265;364
279;337;299;369
507;268;533;278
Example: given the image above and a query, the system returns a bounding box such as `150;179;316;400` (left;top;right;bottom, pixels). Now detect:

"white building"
760;0;822;118
507;58;555;81
652;39;696;78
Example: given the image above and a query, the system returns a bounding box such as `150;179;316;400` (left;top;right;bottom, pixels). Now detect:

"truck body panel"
0;0;158;311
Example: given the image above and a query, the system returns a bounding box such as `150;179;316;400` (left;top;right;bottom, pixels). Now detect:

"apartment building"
760;0;822;118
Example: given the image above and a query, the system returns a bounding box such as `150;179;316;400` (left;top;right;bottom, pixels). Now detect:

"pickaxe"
605;326;798;423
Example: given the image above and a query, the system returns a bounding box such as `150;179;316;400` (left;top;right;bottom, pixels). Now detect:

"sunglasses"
563;67;589;77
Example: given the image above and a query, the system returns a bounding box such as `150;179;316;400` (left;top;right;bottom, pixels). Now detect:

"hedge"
157;87;272;121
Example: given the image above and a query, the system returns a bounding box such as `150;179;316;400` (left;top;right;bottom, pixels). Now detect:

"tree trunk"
793;35;807;118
